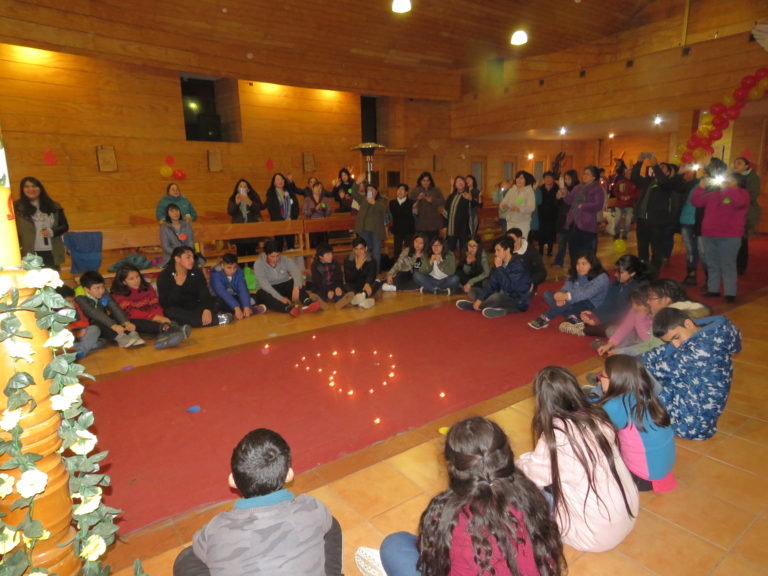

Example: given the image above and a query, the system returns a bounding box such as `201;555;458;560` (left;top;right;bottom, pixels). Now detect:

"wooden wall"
0;45;361;228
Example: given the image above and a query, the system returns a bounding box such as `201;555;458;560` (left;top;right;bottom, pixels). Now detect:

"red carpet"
85;235;768;533
85;303;594;532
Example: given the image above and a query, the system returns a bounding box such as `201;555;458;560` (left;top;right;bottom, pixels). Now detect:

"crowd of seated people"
10;160;752;576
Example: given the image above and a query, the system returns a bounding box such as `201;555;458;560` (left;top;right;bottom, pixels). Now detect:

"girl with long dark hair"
553;170;579;267
14;176;69;269
597;355;676;492
357;417;565;576
445;176;481;252
456;234;490;294
528;252;609;330
413;236;460;295
228;178;264;256
112;264;189;348
265;172;299;249
383;233;428;291
160;203;195;265
517;367;639;552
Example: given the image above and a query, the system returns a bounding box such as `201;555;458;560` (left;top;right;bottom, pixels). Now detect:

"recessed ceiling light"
510;30;528;46
608;132;615;139
654;114;663;125
392;0;411;13
559;126;567;135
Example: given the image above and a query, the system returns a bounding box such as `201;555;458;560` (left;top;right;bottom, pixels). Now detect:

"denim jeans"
702;236;741;296
680;225;699;270
613;207;633;237
413;271;460;292
358;230;381;273
380;532;420;576
542;290;594;320
73;325;102;357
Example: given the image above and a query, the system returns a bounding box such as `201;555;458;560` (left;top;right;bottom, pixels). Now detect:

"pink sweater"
609;309;652;347
691;184;749;238
517;420;639;552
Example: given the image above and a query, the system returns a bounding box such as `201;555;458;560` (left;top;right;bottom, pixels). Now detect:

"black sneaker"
455;300;474;311
482;307;507;319
527;316;550;330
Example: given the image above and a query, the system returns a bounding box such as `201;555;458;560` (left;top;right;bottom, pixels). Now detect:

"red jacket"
112;286;165;320
610;177;639;208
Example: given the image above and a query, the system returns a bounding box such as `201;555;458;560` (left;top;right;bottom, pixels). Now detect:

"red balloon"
726;106;741;120
709;102;726;116
681;151;694;164
712;115;729;130
756;67;768;80
732;99;745;110
703;144;715;154
687;135;701;149
741;75;757;89
708;128;723;141
165;155;175;166
698;137;712;148
172;168;186;180
733;87;748;102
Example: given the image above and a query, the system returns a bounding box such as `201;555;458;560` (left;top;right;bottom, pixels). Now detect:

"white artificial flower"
69;430;98;456
0;275;13;298
29;570;49;576
5;339;35;363
15;469;48;499
44;329;75;349
50;384;84;412
0;525;20;554
0;474;15;499
24;268;63;289
72;488;102;516
79;534;107;562
0;408;23;431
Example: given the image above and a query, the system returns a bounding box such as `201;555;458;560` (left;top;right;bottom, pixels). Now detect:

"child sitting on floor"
173;428;342;576
528;252;609;330
209;253;266;319
56;284;103;359
517;366;639;552
642;307;741;441
74;271;145;348
311;243;354;309
597;354;676;493
355;417;564;576
111;264;190;350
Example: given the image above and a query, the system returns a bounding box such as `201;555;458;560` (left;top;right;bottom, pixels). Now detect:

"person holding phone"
351;183;388;272
227;178;263;256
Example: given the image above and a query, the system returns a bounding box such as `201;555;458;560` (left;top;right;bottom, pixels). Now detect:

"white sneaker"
115;333;134;348
354;547;386;576
127;331;146;347
359;298;376;309
381;282;397;292
351;293;366;306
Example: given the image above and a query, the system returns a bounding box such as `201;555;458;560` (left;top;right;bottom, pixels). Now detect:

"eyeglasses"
647;296;661;301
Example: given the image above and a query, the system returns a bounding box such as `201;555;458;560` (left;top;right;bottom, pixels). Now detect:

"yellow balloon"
722;94;735;107
692;147;706;160
160;165;173;178
700;113;714;125
759;77;768;92
677;144;688;154
697;126;711;138
748;86;762;100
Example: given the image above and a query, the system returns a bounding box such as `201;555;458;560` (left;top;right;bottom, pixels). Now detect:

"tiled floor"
110;291;768;576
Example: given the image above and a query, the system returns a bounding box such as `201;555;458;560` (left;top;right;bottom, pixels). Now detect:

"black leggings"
255;281;311;313
164;306;223;328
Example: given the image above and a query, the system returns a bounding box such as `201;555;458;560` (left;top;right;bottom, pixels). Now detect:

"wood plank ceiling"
0;1;680;90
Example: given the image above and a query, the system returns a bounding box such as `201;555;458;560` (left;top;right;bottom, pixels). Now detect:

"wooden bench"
60;216;358;282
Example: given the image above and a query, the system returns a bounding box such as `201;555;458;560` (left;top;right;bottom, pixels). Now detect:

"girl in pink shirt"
517;367;639;552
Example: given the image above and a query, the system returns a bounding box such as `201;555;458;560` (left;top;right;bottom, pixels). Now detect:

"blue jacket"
210;262;251;311
476;255;531;311
642;315;741;440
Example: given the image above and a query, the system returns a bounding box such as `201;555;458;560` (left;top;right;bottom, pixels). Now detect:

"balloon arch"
677;66;768;164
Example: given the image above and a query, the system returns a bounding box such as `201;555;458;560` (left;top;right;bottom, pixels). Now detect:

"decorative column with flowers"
1;133;123;574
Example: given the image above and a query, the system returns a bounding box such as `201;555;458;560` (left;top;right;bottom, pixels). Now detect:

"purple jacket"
691;184;749;238
565;181;605;233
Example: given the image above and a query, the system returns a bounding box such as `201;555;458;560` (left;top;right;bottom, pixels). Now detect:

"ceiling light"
608;132;615;139
392;0;411;13
510;30;528;45
527;153;534;160
559;126;567;135
654;114;663;125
